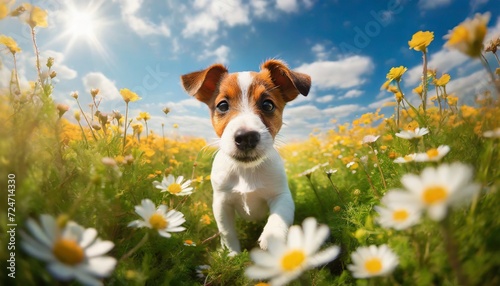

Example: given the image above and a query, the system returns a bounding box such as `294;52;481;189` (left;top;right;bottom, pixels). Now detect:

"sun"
67;9;96;39
56;0;110;59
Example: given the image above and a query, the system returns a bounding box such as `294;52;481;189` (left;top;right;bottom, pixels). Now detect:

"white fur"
212;72;295;254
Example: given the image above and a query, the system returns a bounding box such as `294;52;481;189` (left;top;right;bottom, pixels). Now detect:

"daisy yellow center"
149;213;168;230
426;148;439;158
168;183;182;194
281;250;306;271
365;258;383;274
404;155;413;162
52;238;85;266
422;185;448;205
392;209;409;221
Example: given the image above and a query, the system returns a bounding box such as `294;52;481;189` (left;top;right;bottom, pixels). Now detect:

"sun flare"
56;0;110;59
67;10;96;39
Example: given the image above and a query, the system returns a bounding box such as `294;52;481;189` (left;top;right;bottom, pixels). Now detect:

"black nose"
234;130;261;151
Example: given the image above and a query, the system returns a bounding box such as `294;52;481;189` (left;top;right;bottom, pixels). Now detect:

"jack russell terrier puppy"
181;59;311;254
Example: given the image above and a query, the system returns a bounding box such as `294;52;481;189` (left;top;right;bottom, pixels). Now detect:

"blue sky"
1;0;499;141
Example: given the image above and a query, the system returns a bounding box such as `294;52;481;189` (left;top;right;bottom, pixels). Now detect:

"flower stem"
75;99;98;141
77;121;89;147
440;217;469;286
327;176;345;205
120;232;149;261
373;152;387;189
30;27;43;92
306;176;329;220
123;102;129;154
422;50;428;113
361;164;380;198
480;53;500;96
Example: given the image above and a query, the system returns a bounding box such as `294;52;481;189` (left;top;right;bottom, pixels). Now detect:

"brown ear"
261;59;311;102
180;64;228;104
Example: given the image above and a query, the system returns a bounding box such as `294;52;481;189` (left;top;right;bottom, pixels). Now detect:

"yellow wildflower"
447;95;458;106
137;111;151;121
120;88;141;103
405;121;419;131
90;88;99;97
0;0;15;20
0;35;21;54
200;214;211;225
387;85;399;94
408;31;434;52
382;101;397;107
412;85;423;96
394;92;403;103
430;96;438;102
382;66;407;90
433;74;451;86
382;134;394;141
444;12;490;57
460;105;478;118
173;123;179;128
22;4;48;28
132;123;143;134
386;66;407;82
74;110;81;121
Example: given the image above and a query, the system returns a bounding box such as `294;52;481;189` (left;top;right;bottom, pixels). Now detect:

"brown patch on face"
248;71;287;138
210;74;244;137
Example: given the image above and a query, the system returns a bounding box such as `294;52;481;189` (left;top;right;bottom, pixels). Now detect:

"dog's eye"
261;100;275;113
216;100;229;113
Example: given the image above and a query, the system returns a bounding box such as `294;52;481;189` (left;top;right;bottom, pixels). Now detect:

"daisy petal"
85;240;114;257
47;262;76;280
86;256;117;277
80;228;98;249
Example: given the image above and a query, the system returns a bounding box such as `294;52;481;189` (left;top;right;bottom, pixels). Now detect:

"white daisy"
362;135;380;144
20;215;117;286
128;199;186;238
483;128;500;138
245;217;340;286
395;127;430;140
400;163;480;221
196;265;210;279
348;244;399;278
394;153;417;163
153;174;193;196
414;145;450;162
375;191;422;230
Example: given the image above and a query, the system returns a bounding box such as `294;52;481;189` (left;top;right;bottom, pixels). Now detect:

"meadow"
1;5;500;286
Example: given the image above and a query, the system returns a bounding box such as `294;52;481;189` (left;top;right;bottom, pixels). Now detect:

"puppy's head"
181;59;311;166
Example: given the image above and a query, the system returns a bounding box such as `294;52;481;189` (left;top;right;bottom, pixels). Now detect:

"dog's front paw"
258;226;287;250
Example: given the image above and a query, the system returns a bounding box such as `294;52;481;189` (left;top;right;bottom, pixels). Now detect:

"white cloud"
368;96;394;109
446;70;489;101
182;0;250;38
114;0;171;37
295;56;374;89
276;0;298;13
311;44;330;60
198;45;231;64
418;0;451;10
316;94;335;103
164;98;204;114
339;89;363;99
251;0;269;17
284;104;323;119
323;104;363;118
82;72;120;100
